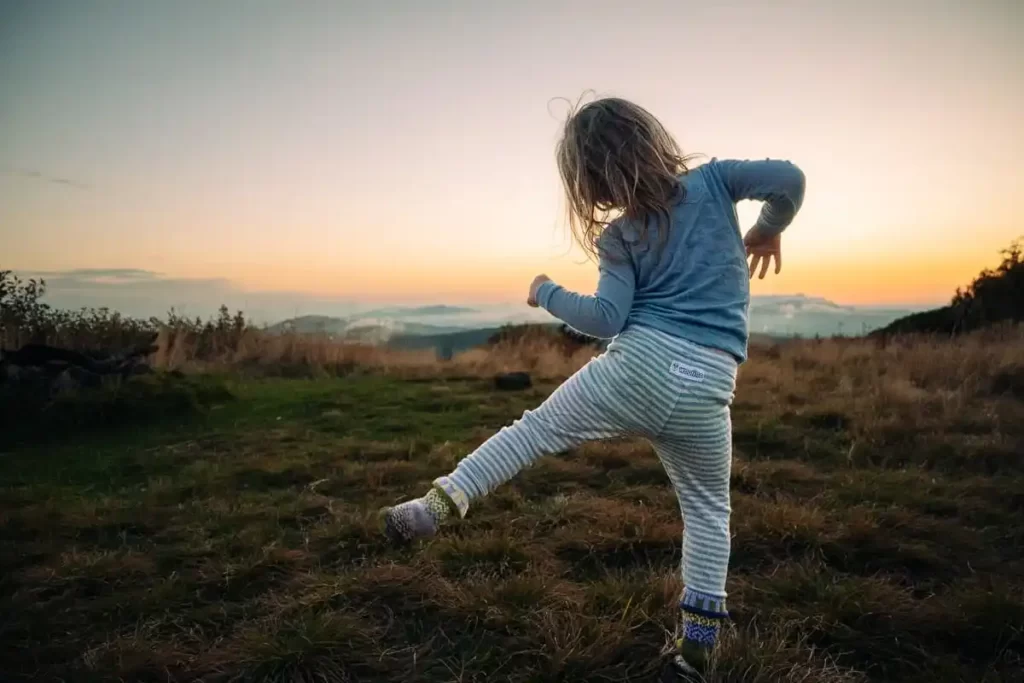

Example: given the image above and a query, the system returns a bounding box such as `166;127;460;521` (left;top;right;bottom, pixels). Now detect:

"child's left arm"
529;233;636;339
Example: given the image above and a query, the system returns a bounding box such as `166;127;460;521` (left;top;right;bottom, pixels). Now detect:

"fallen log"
0;337;158;400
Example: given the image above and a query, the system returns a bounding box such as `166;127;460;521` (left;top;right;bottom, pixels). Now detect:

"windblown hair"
556;96;696;260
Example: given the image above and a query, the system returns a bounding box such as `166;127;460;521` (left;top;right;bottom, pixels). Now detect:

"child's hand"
527;274;552;307
743;228;782;280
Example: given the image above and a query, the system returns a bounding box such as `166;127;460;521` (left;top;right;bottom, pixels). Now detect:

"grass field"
2;333;1023;682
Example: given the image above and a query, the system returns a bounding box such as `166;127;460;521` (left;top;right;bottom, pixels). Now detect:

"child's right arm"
715;159;806;236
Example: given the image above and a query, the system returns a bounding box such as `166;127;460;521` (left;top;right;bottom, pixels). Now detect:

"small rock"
494;372;532;391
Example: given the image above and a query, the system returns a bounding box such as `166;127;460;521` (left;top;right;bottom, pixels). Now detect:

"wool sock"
381;476;468;542
673;588;729;673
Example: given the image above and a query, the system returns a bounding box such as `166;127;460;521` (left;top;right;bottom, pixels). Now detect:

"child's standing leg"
651;358;735;674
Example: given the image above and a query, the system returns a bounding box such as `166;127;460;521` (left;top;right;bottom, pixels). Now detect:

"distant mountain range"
266;296;922;350
747;295;919;337
267;314;469;343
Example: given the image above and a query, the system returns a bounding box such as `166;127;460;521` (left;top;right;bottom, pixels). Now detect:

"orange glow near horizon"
189;242;1008;309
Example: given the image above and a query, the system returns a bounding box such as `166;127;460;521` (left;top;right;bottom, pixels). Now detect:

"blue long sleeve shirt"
536;158;805;363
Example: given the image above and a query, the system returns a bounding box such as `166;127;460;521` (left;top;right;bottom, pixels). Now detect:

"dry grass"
1;327;1023;682
151;325;602;380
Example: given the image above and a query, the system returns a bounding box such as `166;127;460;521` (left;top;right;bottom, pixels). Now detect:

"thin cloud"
35;268;161;284
10;168;91;191
24;269;227;291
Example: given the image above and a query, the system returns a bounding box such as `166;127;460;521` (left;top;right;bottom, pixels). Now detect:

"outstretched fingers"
747;250;782;279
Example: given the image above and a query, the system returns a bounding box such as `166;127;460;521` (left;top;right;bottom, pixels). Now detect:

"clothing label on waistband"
669;361;706;383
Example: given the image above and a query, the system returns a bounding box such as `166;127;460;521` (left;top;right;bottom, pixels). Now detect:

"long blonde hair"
556;96;695;260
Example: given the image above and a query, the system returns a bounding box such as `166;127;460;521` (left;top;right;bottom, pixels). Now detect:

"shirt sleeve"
715;158;806;235
535;228;636;339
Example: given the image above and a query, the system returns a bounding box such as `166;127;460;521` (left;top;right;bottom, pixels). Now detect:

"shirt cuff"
536;280;561;309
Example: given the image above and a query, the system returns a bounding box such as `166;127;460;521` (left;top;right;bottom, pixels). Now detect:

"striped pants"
445;325;737;602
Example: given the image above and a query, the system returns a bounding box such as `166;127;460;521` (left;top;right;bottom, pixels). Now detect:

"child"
382;96;805;676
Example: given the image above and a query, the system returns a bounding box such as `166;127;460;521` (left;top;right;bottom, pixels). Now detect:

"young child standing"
382;97;805;676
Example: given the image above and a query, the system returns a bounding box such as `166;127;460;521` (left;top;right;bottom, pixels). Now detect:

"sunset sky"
2;0;1021;318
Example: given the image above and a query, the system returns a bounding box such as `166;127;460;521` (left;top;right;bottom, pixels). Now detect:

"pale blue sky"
2;0;1021;317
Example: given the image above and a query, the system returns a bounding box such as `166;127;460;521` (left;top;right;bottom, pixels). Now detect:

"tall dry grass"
151;325;603;380
740;324;1024;410
153;322;1024;384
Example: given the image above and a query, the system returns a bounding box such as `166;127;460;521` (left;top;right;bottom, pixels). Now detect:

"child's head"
556;96;692;258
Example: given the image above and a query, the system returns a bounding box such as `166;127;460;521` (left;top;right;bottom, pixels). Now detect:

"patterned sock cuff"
420;488;456;527
432;476;470;518
680;587;728;618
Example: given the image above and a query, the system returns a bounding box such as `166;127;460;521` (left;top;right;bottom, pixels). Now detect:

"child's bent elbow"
785;163;806;201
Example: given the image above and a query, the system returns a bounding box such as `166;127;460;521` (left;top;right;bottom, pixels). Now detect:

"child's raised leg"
383;351;639;542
